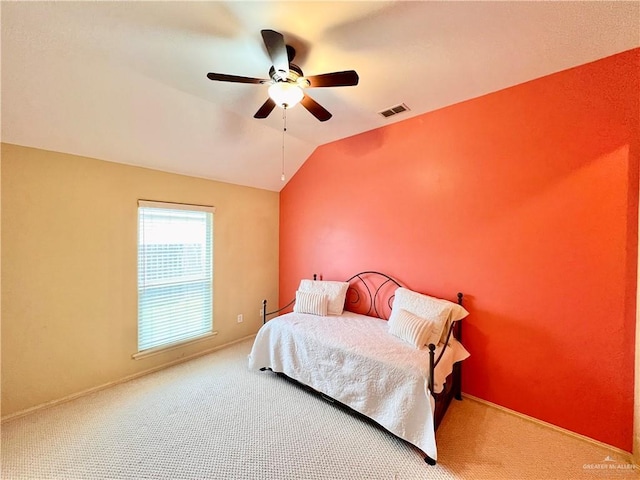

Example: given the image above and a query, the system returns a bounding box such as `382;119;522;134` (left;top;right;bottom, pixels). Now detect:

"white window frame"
134;200;216;359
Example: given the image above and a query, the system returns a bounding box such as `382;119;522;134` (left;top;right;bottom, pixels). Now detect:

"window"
137;200;214;355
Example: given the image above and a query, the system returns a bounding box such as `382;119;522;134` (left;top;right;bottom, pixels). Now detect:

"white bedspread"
247;311;470;460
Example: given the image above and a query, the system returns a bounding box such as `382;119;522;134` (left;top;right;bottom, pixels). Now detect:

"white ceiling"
2;1;639;192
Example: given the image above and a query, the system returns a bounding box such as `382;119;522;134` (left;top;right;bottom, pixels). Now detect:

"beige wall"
1;143;279;416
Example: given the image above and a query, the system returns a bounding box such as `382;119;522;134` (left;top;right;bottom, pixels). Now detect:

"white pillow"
293;290;328;316
390;287;469;345
298;280;349;315
388;308;438;349
439;299;469;344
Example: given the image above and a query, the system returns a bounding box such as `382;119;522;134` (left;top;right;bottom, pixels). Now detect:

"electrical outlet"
237;314;244;323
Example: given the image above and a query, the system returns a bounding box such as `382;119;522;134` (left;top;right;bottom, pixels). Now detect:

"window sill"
132;331;218;360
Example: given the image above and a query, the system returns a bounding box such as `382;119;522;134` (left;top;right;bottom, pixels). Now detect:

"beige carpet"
1;339;637;480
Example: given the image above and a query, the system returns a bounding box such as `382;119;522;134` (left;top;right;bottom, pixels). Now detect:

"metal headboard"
262;271;404;322
343;271;403;320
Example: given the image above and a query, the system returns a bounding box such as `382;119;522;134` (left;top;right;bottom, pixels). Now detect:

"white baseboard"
462;393;635;462
1;334;257;424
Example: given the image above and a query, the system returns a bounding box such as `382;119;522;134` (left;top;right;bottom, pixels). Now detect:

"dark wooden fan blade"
207;72;267;84
254;98;277;119
261;29;289;79
301;94;332;122
286;45;296;63
306;70;359;88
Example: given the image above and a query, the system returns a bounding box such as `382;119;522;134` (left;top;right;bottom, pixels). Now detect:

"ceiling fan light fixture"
268;82;304;109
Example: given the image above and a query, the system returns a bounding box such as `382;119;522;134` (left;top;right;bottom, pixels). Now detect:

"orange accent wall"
280;49;639;451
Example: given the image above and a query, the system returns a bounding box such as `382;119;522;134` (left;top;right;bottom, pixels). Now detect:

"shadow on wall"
335;125;386;157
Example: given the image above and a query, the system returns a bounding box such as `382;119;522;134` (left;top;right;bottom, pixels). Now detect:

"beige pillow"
298;280;349;315
388;308;438;349
293;290;328;316
390;287;468;345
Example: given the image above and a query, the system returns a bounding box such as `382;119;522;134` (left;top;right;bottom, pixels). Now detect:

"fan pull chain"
281;107;287;182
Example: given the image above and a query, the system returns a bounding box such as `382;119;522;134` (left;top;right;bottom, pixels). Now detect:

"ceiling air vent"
378;103;410;118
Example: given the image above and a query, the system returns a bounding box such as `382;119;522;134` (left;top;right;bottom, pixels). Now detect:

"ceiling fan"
207;29;359;122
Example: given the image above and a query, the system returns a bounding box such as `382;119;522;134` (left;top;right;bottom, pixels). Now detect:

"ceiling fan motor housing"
269;63;309;87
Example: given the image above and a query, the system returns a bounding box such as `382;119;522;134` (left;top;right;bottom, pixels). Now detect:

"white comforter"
247;311;470;460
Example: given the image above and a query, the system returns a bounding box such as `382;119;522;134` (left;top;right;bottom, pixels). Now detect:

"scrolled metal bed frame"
260;271;464;465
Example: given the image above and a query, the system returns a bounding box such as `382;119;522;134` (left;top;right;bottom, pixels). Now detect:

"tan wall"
1;143;279;416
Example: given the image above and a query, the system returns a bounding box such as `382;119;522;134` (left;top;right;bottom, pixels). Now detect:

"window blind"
137;201;214;352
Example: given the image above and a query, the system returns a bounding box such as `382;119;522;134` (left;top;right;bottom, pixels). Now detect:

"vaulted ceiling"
2;1;638;191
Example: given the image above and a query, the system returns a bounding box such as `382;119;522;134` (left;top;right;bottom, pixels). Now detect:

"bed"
248;271;470;464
